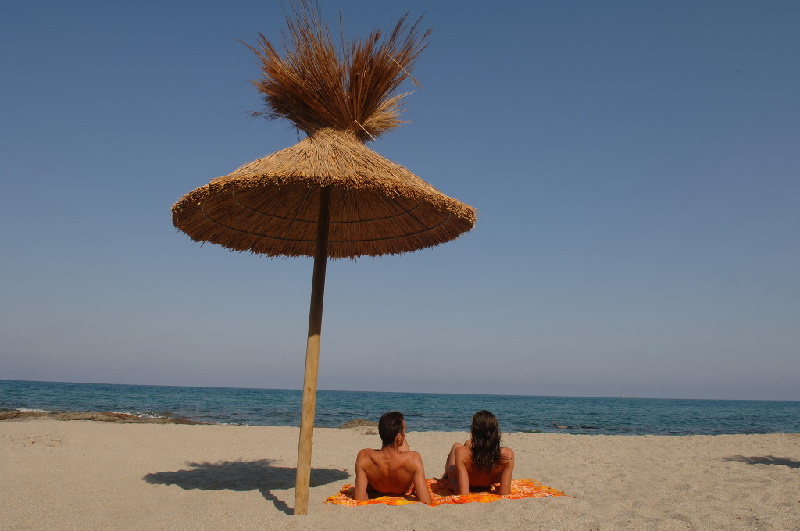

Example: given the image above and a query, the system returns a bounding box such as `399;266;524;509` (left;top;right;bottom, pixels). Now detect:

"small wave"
113;410;204;423
113;410;167;420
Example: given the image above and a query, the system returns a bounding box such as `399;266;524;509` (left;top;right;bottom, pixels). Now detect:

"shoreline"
0;409;208;424
0;410;382;430
2;418;798;530
3;409;799;436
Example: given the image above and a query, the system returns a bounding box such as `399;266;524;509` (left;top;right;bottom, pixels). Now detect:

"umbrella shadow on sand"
143;459;349;514
722;455;800;468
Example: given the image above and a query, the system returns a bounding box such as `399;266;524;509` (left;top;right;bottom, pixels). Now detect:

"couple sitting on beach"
354;410;515;505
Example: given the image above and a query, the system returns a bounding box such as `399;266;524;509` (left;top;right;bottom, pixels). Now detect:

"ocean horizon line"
4;379;798;404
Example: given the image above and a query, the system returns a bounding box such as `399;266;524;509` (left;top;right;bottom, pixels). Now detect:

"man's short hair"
378;411;405;447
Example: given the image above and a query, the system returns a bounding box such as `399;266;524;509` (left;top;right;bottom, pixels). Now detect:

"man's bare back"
353;413;431;504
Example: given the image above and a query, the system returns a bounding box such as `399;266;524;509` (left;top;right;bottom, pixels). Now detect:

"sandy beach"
1;418;798;530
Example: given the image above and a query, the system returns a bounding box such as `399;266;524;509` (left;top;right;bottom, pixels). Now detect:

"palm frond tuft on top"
244;0;430;142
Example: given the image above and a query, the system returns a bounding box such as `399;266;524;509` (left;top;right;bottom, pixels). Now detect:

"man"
353;411;432;504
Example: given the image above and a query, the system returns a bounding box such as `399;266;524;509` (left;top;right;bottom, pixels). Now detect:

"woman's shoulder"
500;446;515;460
454;444;472;458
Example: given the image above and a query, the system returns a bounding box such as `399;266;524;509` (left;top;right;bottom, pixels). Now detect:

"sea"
2;380;799;436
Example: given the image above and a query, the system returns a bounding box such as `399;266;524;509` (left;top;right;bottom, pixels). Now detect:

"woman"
442;410;515;495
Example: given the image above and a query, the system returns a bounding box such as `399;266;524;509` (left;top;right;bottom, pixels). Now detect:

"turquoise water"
2;380;799;435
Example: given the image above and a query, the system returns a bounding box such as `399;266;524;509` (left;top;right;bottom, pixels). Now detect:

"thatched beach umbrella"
172;1;476;515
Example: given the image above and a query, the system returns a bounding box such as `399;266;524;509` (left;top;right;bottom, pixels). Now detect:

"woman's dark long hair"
470;410;502;473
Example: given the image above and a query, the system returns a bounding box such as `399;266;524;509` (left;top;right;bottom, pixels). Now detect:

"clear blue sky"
2;1;798;400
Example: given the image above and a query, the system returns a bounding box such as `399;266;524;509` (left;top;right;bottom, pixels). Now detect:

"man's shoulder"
356;447;380;461
358;447;381;454
399;449;424;468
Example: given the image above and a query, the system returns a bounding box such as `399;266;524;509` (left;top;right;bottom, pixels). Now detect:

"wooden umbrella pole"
294;186;331;515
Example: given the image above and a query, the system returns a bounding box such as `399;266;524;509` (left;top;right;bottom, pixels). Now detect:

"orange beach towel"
325;478;567;507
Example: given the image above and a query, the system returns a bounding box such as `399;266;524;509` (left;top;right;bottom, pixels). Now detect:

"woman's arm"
497;447;515;496
454;446;472;496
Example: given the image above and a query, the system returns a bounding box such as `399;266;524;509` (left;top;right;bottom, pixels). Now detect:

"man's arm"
410;452;432;505
353;450;370;501
497;447;515;496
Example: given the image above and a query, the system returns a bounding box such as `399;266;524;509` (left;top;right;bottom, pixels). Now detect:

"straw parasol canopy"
171;126;475;258
172;0;475;515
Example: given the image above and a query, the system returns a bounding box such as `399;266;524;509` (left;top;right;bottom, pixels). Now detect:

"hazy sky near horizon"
2;1;798;401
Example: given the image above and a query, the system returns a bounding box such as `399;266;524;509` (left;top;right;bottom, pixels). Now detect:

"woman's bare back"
447;442;515;495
